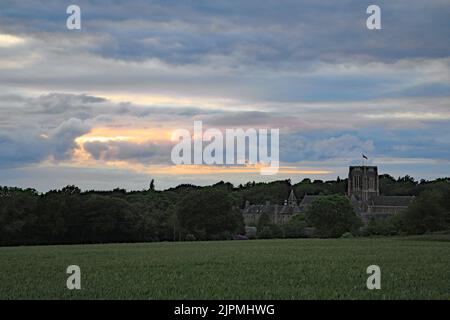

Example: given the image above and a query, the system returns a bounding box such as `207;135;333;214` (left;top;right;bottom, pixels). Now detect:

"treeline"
0;185;245;246
365;184;450;236
0;175;449;245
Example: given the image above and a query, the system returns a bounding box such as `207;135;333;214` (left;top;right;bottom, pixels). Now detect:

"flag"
362;154;368;160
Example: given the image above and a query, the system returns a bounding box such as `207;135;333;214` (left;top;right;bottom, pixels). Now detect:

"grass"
0;237;449;299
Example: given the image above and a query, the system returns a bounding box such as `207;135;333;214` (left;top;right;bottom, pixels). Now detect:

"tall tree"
149;179;155;191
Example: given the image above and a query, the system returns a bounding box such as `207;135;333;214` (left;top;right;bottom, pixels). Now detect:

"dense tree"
256;212;283;238
258;224;283;239
0;188;39;245
366;214;404;236
379;174;419;196
282;214;307;238
238;180;292;207
176;189;243;240
293;178;347;199
404;188;450;234
305;195;361;238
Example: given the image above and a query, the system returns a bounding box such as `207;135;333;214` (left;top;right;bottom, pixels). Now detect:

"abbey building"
347;166;414;221
241;165;414;226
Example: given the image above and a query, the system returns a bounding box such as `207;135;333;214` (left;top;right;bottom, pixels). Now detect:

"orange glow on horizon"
76;127;173;144
150;164;332;175
63;158;332;176
69;127;333;177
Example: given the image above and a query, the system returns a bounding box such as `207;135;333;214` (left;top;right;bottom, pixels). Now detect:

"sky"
0;0;449;191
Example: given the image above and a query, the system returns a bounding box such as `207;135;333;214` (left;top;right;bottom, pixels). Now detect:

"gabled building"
241;189;302;226
242;165;415;226
241;166;414;226
347;166;414;221
299;165;415;222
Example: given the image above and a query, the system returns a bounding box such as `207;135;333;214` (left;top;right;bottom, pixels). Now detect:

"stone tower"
348;166;379;207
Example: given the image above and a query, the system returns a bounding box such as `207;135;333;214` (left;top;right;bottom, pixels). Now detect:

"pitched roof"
371;196;415;207
287;189;297;205
299;195;323;206
241;204;301;215
278;205;302;215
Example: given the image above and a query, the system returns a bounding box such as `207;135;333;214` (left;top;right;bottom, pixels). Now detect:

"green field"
0;238;449;299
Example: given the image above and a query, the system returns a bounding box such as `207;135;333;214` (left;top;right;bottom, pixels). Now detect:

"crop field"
0;237;449;299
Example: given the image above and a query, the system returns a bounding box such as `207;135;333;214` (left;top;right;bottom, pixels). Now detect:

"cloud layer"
0;1;449;190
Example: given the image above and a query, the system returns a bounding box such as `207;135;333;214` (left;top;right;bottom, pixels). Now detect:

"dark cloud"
0;132;48;167
280;133;374;162
0;117;90;167
2;0;449;65
201;111;294;128
50;118;91;160
83;140;172;164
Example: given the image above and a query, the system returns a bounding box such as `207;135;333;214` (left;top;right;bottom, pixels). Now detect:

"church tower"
348;166;379;207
